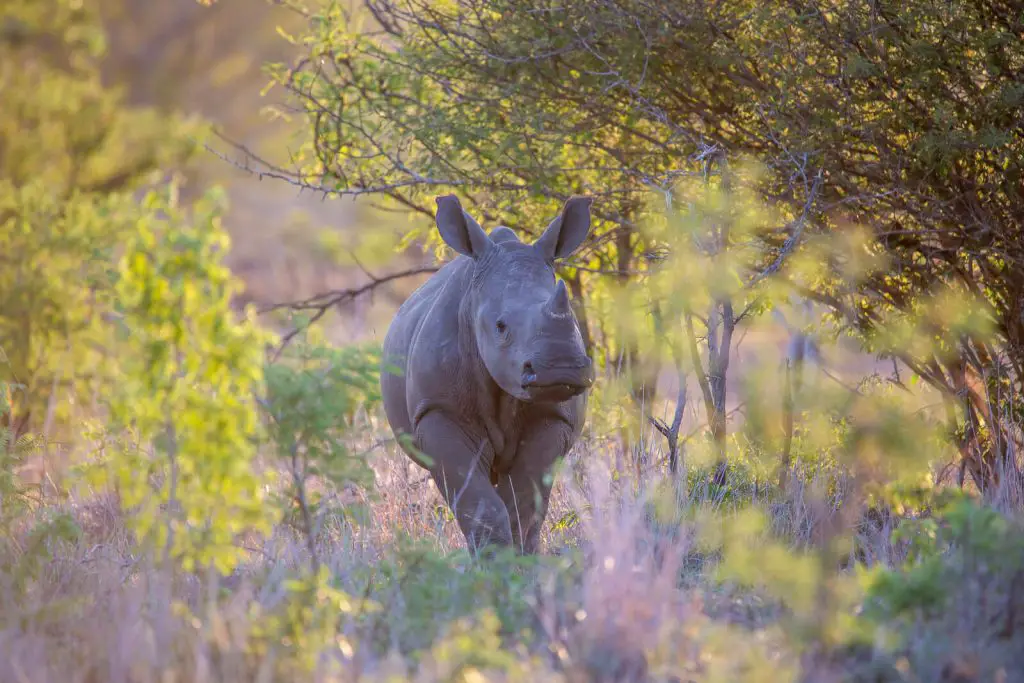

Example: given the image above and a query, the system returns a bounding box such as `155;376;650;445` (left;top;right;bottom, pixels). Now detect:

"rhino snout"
520;358;594;402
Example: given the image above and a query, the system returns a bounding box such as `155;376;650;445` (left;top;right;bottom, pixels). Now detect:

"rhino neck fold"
456;287;485;386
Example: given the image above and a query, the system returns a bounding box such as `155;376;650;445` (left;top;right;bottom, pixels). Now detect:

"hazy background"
96;0;428;345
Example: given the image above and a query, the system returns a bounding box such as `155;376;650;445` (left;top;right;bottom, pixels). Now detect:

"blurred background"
95;0;427;343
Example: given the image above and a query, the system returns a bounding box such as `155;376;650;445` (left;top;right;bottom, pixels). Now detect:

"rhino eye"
495;319;507;333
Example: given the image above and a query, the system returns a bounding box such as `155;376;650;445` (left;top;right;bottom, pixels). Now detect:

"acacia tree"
251;0;1023;491
247;0;807;480
254;2;673;426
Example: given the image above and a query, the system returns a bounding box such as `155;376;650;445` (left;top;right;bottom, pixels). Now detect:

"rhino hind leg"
415;412;514;552
496;419;573;554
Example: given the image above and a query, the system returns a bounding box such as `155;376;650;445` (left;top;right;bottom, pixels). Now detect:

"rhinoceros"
381;194;594;554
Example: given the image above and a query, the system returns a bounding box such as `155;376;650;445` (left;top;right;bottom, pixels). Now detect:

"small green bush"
261;324;384;555
356;534;565;658
863;493;1024;622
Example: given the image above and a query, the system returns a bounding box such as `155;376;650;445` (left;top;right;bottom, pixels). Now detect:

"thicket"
1;0;1023;681
262;0;1024;494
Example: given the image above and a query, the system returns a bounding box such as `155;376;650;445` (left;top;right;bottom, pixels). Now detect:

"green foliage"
358;534;558;657
261;322;384;557
402;608;548;682
263;325;382;498
0;0;201;191
692;323;972;670
249;563;376;674
0;382;39;527
0;0;204;438
1;509;82;601
701;506;871;656
83;182;274;575
0;182;150;440
846;494;1024;679
0;380;81;604
864;493;1024;622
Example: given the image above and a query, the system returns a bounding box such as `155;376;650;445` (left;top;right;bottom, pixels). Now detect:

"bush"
81;182;274;575
261;322;385;565
0;0;202;441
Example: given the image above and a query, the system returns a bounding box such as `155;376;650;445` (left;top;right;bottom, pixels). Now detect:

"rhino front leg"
415;412;514;552
497;419;573;554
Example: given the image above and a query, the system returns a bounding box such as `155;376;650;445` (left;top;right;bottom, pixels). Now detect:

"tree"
256;1;669;432
2;2;280;567
255;0;1022;491
0;0;203;441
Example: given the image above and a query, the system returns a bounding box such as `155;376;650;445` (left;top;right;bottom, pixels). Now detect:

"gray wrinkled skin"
381;195;595;554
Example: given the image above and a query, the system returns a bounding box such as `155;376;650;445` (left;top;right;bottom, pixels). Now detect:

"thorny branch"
263;263;440;361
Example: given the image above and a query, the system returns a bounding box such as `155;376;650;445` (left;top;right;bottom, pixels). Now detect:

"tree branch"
263;263;441;360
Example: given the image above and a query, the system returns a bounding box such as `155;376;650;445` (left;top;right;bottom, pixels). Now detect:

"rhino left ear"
534;196;592;262
435;194;493;259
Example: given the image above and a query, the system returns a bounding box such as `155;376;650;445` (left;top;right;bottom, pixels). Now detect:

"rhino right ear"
435;195;493;259
534;196;592;262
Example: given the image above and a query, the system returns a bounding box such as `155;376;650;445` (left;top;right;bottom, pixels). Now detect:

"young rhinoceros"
381;194;594;554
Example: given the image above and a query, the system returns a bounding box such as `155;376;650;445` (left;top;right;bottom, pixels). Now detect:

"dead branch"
649;305;688;475
262;263;440;360
649;381;687;475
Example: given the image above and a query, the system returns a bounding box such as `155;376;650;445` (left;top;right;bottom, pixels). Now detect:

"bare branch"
263;263;441;360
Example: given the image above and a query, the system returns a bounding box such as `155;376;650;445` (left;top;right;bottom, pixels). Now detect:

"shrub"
82;182;273;575
261;322;385;566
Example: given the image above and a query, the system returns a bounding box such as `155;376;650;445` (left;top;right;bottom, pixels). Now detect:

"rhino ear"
534;196;592;262
435;194;493;259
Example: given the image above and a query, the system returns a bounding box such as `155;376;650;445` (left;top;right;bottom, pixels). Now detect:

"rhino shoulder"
402;260;477;382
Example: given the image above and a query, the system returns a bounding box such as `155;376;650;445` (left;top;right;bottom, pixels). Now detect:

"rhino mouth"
522;382;588;403
521;371;592;402
520;360;594;403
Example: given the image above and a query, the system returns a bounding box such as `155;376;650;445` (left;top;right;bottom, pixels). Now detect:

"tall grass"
3;426;1022;683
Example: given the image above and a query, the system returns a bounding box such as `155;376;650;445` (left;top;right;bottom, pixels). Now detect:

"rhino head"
435;194;595;403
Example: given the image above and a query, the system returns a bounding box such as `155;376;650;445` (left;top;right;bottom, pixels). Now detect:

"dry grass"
5;427;1022;683
0;437;757;682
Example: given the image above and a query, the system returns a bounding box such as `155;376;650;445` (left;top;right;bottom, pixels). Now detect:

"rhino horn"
546;280;572;317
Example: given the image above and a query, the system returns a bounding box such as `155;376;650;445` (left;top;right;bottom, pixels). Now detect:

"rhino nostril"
521;361;537;386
